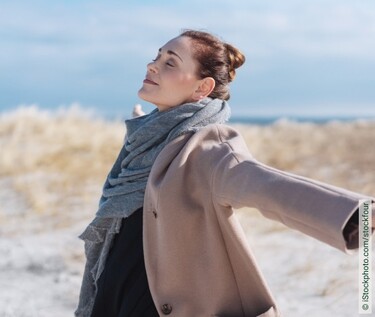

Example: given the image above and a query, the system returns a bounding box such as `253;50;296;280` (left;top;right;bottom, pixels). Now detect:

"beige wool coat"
141;124;373;317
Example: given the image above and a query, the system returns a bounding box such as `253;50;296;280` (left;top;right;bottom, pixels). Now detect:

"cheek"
169;74;198;91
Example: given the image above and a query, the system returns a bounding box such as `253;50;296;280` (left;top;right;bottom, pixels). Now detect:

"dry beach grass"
0;106;374;316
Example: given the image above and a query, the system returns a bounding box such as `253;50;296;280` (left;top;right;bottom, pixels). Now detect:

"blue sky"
1;0;375;117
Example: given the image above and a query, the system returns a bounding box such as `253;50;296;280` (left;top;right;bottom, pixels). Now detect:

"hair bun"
225;43;246;82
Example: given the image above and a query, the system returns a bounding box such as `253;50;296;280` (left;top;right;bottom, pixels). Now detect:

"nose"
147;61;157;73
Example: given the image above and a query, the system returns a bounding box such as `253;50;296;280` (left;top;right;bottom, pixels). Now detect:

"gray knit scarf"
75;98;230;317
97;97;230;219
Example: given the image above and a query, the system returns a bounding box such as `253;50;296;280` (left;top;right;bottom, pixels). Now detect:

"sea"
1;104;374;126
228;115;375;125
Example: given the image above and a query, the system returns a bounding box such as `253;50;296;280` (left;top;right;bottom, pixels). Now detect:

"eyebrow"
158;48;183;62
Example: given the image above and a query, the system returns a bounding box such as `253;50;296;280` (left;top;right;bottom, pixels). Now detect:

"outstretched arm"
213;147;374;253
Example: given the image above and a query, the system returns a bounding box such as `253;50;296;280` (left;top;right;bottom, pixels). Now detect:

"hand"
132;104;145;118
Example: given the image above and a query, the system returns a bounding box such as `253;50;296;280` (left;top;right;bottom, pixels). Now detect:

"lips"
143;78;158;85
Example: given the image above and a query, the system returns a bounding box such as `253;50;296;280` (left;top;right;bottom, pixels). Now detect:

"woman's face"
138;36;203;111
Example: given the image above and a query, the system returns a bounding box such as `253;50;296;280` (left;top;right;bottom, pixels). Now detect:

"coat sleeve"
211;141;374;254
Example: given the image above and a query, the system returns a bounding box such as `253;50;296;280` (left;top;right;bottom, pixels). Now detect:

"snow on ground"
0;196;369;317
1;107;374;316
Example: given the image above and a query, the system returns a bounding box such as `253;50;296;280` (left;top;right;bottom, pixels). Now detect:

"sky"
1;0;375;118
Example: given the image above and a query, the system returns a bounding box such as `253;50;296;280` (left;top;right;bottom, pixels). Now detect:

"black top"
91;208;159;317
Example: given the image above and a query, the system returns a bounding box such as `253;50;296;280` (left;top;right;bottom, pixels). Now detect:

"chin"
138;94;151;103
137;89;150;102
137;90;158;107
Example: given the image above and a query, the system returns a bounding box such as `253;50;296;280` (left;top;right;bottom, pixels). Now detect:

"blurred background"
0;1;374;316
1;0;375;119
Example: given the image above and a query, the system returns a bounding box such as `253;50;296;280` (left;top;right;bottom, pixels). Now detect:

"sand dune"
0;106;374;316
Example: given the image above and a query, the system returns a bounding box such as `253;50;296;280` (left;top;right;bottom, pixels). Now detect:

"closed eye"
152;49;177;67
152;56;175;67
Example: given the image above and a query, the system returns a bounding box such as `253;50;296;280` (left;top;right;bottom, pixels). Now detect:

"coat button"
161;303;172;315
152;210;158;218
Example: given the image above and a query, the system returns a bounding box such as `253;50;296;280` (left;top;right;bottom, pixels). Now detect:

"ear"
192;77;215;101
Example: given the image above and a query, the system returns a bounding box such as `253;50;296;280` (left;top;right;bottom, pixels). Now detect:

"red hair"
180;30;245;100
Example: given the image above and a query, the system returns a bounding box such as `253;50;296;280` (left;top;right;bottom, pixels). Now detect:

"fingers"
132;104;145;118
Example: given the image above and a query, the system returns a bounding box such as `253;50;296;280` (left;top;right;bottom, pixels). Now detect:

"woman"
76;30;374;317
